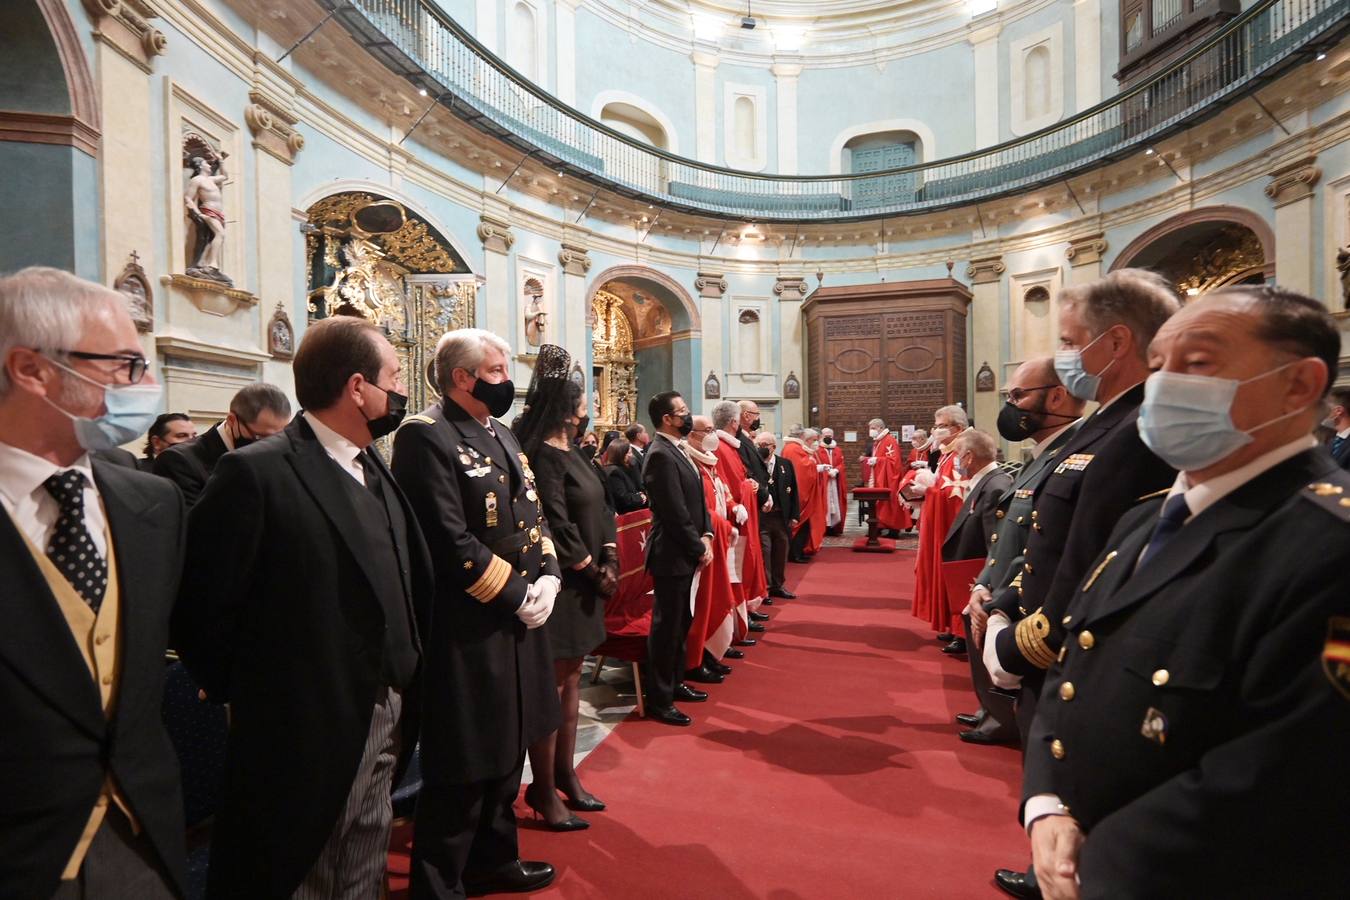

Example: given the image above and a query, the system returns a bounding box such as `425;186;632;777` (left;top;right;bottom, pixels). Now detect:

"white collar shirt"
303;411;367;486
0;441;108;557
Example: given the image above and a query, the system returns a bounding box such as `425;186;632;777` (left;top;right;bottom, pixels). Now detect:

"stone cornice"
558;242;592;276
695;272;729;298
965;255;1006;284
245;89;304;165
773;276;810;302
1065;233;1108;266
1265;156;1321;207
477;215;515;254
83;0;167;73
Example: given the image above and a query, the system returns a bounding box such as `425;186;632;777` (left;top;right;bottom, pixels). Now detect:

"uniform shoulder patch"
1135;488;1170;504
1301;474;1350;523
399;413;436;428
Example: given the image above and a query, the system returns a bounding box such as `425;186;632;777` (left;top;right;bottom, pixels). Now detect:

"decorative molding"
0;111;100;157
773;276;809;302
694;272;728;299
112;250;153;333
966;255;1006;284
1111;205;1277;273
244;89;304;165
477;214;515;253
81;0;166;73
557;242;591;276
1065;233;1108;266
1265;156;1321;207
31;0;101;154
161;273;258;317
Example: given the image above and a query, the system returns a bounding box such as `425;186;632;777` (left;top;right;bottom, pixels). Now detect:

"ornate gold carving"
966;256;1006;284
1265;157;1321;207
592;289;637;433
1065;233;1108;266
557;242;591;276
1175;226;1266;297
477;215;515;253
306;193;461;275
245;89;303;165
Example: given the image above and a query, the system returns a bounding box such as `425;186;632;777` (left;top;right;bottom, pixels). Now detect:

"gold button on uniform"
498;475;506;483
996;510;1005;519
101;674;113;685
1152;669;1170;686
1051;739;1066;760
1059;682;1075;701
1061;615;1072;626
991;534;999;543
1078;631;1095;650
519;570;527;577
1058;646;1067;663
1024;562;1034;574
1016;515;1025;524
517;521;525;529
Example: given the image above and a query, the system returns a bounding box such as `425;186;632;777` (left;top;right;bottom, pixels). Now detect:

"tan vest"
17;527;138;879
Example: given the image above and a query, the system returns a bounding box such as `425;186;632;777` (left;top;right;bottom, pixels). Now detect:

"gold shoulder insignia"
1135;488;1170;503
1323;616;1350;700
1302;478;1350;522
1014;609;1056;669
399;414;436;429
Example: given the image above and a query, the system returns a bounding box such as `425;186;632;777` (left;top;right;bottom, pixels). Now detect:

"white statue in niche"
184;151;232;286
616;393;631;425
523;278;546;347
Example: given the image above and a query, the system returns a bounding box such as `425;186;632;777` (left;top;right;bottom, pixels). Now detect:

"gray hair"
434;328;511;396
230;382;291;423
868;417;886;430
935;404;969;428
955;428;997;464
1060;268;1179;362
711;399;740;430
0;267;127;398
787;423;805;438
803;428;819;441
754;431;777;448
911;428;928;441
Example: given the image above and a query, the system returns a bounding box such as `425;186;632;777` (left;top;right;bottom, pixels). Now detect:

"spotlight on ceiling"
1145;147;1155;155
742;1;756;29
1317;51;1328;60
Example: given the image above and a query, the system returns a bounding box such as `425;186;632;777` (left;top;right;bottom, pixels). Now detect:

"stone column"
477;213;515;357
1266;157;1321;295
775;277;809;427
692;48;719;164
1073;0;1102;111
555;0;579;105
772;62;802;175
969;23;1001;149
966;256;1006;437
1065;233;1108;285
695;272;728;412
557;241;591;380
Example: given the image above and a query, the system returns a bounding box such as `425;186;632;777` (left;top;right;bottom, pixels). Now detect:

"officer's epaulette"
398;413;436;429
1135;488;1170;504
1300;473;1350;522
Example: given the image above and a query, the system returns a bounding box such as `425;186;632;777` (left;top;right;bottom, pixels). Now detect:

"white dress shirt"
963;460;999;494
303;411;367;486
0;441;108;558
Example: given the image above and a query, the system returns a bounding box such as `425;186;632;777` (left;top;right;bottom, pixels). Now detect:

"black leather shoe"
706;659;732;675
464;860;556;896
993;869;1040;899
789;554;809;563
748;622;766;633
647;704;691;726
770;588;796;599
723;648;746;659
942;638;968;655
675;683;708;702
683;666;725;684
955;712;983;728
749;610;770;622
734;638;757;647
760;597;775;605
937;631;955;642
959;728;1017;746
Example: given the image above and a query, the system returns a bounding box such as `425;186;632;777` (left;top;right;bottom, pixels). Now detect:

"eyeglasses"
1000;385;1057;404
55;350;149;384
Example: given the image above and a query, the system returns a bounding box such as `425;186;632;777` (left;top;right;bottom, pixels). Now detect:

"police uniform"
990;383;1175;739
1022;448;1350;898
390;398;561;898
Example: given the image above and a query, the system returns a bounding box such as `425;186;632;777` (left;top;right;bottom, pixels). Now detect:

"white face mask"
868;428;880;440
700;432;720;454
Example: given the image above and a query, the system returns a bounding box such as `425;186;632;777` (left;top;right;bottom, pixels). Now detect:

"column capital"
84;0;167;73
773;276;809;302
691;49;720;70
1265;156;1321;207
1065;233;1108;266
477;214;515;254
695;272;728;299
968;22;1002;46
771;62;804;79
245;89;304;165
557;242;591;276
966;255;1006;285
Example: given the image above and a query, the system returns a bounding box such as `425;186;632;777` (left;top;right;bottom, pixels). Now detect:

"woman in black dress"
602;438;648;512
515;345;618;830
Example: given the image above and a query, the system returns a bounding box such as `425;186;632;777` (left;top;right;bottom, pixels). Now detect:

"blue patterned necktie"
43;470;108;612
1332;435;1345;458
1137;493;1191;570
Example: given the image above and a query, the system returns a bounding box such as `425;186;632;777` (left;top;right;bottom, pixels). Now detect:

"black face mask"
758;446;772;459
670;413;693;437
365;383;408;439
232;421;258;450
471;376;515;419
749;418;762;431
573;415;590;440
997;398;1074;442
580;444;597;460
822;437;834;445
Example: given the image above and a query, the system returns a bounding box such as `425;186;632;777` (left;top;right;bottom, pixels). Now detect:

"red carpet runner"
389;547;1028;897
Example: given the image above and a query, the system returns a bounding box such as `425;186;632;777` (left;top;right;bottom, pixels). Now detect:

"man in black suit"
984;270;1178;899
1325;385;1350;469
140;412;197;472
154;382;290;507
754;432;800;600
940;429;1012;658
175;316;430;899
392;328;561;898
0;267;185;898
642;390;714;727
625;422;650;472
1023;287;1349;900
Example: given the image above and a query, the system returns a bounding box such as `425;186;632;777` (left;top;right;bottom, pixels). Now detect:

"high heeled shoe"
523;783;590;831
561;792;607;813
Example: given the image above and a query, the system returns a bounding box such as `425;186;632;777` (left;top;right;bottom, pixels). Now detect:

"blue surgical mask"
1054;330;1116;401
45;358;163;451
1137;363;1304;471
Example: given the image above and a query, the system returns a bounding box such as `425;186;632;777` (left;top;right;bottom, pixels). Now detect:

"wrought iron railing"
322;0;1348;222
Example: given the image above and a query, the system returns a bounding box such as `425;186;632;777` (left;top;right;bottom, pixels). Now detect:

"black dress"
535;444;616;659
604;463;648;513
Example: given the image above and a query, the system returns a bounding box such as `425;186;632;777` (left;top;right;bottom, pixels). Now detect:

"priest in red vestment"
783;425;826;559
865;418;911;533
817;428;847;536
893;428;932;529
910;407;970;632
712;402;767;630
684;418;739;676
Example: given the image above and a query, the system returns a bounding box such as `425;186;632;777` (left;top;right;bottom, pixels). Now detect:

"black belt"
490;526;541;557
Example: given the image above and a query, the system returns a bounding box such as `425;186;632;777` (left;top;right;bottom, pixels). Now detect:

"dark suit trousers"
962;614;1018;741
51;807;176;900
411;755;524;900
760;514;789;590
1015;671;1047;753
646;572;695;707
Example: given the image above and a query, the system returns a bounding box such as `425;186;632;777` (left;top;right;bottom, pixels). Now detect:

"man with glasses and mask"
175;316;430;900
1021;286;1350;900
153;381;290;507
391;328;561;898
0;267;186;898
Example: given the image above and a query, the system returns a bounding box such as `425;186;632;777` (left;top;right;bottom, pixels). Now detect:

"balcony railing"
321;0;1348;222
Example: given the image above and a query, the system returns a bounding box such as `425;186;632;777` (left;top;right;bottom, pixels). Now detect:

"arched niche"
1111;206;1276;296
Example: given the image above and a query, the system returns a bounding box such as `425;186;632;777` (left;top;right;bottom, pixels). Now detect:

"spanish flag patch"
1323;616;1350;700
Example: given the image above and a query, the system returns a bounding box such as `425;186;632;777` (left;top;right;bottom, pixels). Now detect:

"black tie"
359;452;384;498
1137;493;1191;570
1333;435;1345;458
43;470;108;612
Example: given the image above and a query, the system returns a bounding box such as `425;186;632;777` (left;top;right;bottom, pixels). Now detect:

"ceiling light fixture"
1145;147;1155;155
1317;51;1328;60
741;1;756;30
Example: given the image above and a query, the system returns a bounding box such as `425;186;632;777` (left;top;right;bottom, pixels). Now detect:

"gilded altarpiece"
591;289;638;433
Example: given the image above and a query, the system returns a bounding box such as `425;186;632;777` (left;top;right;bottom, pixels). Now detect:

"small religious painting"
568;362;585;389
976;361;996;392
902;425;916;442
704;370;721;399
113;251;153;334
783;371;801;399
843;431;858;443
268;302;295;360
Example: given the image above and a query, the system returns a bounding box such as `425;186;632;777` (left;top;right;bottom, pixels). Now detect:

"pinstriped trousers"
293;687;402;900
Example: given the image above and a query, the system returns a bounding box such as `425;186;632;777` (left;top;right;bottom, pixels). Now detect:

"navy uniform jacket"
1023;448;1350;897
942;467;1014;562
391;398;561;784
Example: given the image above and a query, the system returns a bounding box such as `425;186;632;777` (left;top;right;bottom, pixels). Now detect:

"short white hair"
868;418;886;430
435;328;511;395
0;267;124;398
787;423;805;438
803;428;819;441
712;399;740;430
935;405;969;428
754;431;777;447
955;428;997;463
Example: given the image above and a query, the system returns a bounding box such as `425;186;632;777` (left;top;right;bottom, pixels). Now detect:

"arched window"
844;131;920;209
738;309;762;372
507;2;537;82
598;102;670;149
1025;45;1052;121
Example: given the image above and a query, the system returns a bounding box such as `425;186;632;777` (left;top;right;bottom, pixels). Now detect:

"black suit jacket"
0;461;187;898
629;443;646;474
173;417;431;899
91;446;139;470
643;434;712;576
736;430;773;503
762;454;801;525
1331;432;1350;469
1023;449;1350;897
153;424;229;508
942;467;1014;562
604;463;647;513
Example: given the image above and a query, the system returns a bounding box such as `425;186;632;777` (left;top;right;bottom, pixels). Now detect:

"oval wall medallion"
893;345;938;373
832;348;875;375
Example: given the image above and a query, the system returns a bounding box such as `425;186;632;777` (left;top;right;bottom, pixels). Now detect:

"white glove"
867;457;877;465
816;463;828;473
515;575;560;629
828;467;839;477
734;505;749;526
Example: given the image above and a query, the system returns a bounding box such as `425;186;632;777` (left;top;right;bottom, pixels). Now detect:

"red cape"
737;477;768;605
714;433;747;490
783;439;826;555
911;449;965;631
686;465;737;670
815;443;846;528
869;432;912;531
